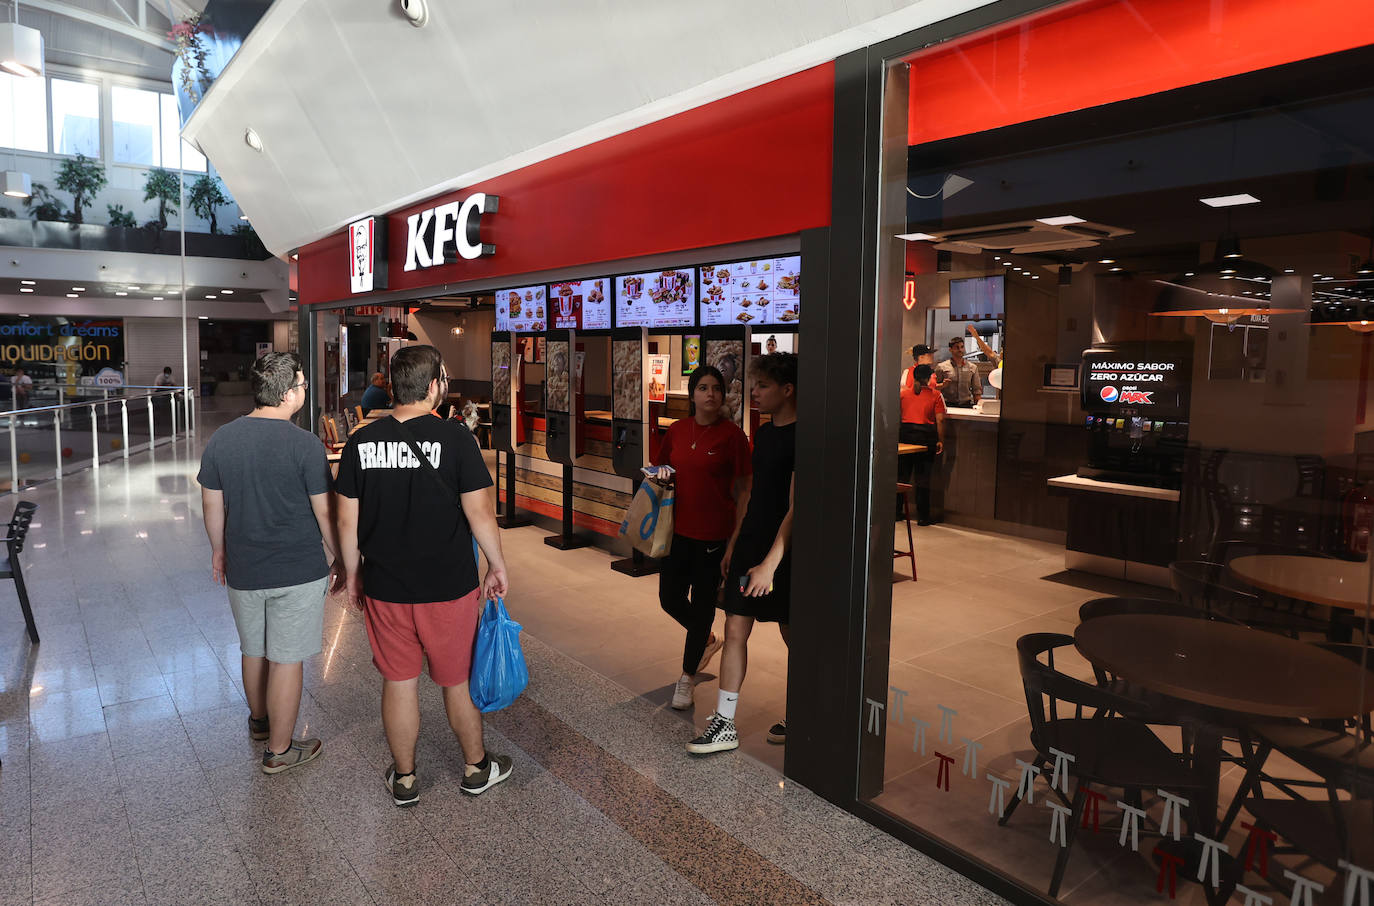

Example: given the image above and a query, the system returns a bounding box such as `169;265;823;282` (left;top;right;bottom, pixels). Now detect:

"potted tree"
143;168;180;231
22;184;65;222
188;175;227;233
54;153;107;225
106;204;137;228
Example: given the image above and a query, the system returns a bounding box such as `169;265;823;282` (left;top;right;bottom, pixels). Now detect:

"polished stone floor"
0;396;1009;906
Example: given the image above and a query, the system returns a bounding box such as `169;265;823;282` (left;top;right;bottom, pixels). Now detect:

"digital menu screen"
699;256;801;327
1081;343;1192;418
615;269;696;329
949;275;1004;322
495;285;547;333
550;279;611;331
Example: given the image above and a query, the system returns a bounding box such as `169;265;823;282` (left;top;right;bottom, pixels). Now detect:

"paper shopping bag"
618;477;674;558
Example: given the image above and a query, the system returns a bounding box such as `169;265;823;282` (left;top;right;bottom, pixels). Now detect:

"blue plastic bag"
469;596;529;713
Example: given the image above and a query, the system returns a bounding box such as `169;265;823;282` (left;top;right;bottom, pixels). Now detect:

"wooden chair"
354;404;365;423
1003;633;1206;899
893;482;917;581
320;416;346;453
3;501;38;643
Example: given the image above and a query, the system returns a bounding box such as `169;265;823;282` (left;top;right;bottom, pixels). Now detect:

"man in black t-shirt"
688;353;797;757
335;345;514;806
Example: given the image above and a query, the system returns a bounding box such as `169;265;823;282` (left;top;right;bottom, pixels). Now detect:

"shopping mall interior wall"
124;317;200;388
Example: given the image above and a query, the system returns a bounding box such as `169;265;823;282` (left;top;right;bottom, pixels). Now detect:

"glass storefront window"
50;77;99;157
864;2;1374;903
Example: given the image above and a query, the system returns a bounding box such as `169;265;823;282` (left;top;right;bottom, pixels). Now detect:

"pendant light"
0;1;42;78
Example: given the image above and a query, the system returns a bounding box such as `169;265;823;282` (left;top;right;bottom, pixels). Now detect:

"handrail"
1;389;185;416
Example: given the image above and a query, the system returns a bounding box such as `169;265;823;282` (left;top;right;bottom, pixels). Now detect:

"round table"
1074;614;1372;720
1228;554;1372;613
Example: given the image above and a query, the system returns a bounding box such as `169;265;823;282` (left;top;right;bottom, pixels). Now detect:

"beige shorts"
227;577;328;663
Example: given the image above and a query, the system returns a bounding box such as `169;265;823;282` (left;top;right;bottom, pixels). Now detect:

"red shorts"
362;588;482;686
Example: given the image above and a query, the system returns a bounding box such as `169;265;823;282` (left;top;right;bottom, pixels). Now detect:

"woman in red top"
899;362;946;525
652;365;752;711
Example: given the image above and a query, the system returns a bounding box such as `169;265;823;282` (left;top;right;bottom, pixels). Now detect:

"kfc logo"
404;192;499;272
347;216;388;294
1100;386;1119;403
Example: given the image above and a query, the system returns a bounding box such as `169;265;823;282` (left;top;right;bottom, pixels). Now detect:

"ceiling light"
1200;194;1261;207
1284;268;1295;273
220;289;233;294
127;286;140;290
114;291;127;296
1109;267;1124;272
1;170;30;198
197;315;207;320
206;294;217;299
1357;260;1374;276
1031;274;1040;279
0;21;44;78
896;232;938;242
244;128;263;152
1216;235;1243;259
19;279;33;285
65;293;75;298
18;287;31;293
1036;215;1086;226
1098;258;1115;265
1202;309;1242;325
71;286;83;291
152;296;163;301
1184;272;1195;277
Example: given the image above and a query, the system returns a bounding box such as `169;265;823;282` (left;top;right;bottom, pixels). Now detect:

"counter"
932;407;999;522
1047;473;1179;587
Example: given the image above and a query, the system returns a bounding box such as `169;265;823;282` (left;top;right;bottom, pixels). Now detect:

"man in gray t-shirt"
197;352;341;775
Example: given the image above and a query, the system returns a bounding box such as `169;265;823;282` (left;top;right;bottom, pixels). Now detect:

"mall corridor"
0;399;1005;906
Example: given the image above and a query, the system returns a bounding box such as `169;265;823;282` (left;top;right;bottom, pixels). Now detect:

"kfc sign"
404;192;499;273
348;216;388;294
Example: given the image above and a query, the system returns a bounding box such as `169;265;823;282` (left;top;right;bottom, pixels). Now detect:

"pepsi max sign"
1082;345;1191;418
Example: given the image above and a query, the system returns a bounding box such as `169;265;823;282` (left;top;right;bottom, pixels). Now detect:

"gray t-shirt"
935;358;980;407
196;415;330;591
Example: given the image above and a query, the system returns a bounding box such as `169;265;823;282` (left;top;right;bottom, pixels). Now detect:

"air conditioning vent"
930;220;1133;255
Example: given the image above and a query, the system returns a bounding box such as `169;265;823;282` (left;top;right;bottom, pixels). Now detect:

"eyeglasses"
290;380;308;391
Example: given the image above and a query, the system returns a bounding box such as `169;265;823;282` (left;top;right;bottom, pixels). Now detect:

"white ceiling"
183;0;995;259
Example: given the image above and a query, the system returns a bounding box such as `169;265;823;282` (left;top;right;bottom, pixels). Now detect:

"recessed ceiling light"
115;291;127;296
1200;193;1260;207
896;232;938;241
1098;258;1115;265
127;286;140;291
153;296;164;301
71;286;84;291
244;128;263;152
19;280;34;285
1109;267;1124;272
19;287;32;293
197;315;207;320
206;295;217;299
1031;275;1040;279
1037;215;1086;226
1284;268;1295;273
65;293;76;298
1184;272;1195;277
220;289;234;295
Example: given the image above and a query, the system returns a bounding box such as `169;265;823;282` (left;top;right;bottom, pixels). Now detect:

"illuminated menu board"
699;256;801;327
495;285;546;333
550;279;611;331
615;269;696;329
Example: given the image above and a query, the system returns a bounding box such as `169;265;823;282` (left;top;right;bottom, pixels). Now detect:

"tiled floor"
0;395;1009;906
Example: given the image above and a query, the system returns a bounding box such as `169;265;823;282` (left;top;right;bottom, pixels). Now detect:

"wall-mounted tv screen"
495;285;546;333
699;255;801;327
1081;343;1192;419
549;278;612;331
949;275;1005;322
615;269;696;329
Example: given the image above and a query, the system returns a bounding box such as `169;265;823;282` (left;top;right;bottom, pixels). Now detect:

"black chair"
1172;559;1323;637
1003;633;1206;899
1077;595;1199;623
3;501;38;643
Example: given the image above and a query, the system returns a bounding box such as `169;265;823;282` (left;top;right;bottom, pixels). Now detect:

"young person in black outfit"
688;353;797;754
651;366;753;712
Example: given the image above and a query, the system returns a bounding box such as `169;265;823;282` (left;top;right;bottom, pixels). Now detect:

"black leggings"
658;534;727;676
898;423;939;522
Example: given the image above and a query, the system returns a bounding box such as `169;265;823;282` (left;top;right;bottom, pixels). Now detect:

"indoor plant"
54;153;107;225
188;175;228;233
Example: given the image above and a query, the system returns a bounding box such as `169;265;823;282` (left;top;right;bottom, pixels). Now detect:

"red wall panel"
299;64;835;305
908;0;1374;146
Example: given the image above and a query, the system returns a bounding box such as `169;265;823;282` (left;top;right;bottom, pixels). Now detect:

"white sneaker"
697;634;725;673
671;675;694;710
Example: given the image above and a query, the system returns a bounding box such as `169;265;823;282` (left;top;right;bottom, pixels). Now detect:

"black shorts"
722;543;790;623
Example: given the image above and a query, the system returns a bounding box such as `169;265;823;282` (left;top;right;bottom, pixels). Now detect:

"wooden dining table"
1075;613;1374;834
1229;554;1372;613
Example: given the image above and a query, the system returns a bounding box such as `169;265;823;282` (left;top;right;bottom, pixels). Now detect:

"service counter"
933;406;1000;523
1047;473;1180;588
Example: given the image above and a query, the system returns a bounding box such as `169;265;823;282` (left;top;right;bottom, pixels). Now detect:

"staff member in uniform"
899;363;945;525
651;366;752;713
935;336;981;408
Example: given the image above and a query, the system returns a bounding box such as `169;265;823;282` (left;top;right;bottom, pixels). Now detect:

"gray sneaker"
260;738;322;774
248;715;270;741
461;753;513;795
385;764;419;807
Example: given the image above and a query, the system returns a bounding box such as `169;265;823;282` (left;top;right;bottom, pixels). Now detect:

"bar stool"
894;482;917;580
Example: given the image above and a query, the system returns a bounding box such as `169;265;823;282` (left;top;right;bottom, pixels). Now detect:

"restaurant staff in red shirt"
651;366;752;712
899;363;945;525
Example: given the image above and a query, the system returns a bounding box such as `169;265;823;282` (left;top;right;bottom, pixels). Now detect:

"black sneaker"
461;753;513;796
767;719;786;745
686;713;739;755
248;715;270;741
385;765;419;807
